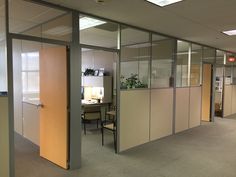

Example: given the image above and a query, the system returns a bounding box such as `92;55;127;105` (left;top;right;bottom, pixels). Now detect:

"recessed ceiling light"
223;29;236;36
80;17;106;30
146;0;183;7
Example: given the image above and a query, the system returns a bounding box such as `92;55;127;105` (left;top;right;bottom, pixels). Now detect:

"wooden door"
201;64;212;121
39;46;68;169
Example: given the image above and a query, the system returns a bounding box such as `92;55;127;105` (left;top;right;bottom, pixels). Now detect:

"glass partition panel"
176;40;190;87
9;0;71;41
80;15;118;48
203;47;215;64
0;0;7;92
191;44;202;86
233;65;236;85
120;26;150;89
216;50;225;65
224;66;232;85
151;34;174;88
41;13;72;41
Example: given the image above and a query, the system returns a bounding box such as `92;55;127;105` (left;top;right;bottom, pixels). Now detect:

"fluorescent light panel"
223;29;236;36
146;0;183;7
80;17;106;30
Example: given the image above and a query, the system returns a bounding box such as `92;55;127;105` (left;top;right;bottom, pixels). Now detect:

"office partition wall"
120;26;150;151
3;0;236;176
175;41;202;133
150;35;174;141
0;0;10;177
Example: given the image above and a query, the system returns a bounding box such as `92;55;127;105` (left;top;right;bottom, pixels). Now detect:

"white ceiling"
44;0;236;53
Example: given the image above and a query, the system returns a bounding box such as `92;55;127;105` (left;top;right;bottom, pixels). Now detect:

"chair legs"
102;127;117;153
101;127;104;146
83;119;100;135
113;130;117;153
83;120;86;135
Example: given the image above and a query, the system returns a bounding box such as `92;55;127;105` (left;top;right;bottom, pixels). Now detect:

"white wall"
22;102;39;145
0;97;10;177
13;40;23;135
82;49;116;75
0;42;7;92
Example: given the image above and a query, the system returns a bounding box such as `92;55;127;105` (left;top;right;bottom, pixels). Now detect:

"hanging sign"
228;56;235;62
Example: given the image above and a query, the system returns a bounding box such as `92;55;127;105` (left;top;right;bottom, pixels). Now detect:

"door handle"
37;103;44;109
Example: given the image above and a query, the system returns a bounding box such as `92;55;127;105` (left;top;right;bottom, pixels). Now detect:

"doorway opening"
81;47;118;154
12;39;70;176
215;66;224;117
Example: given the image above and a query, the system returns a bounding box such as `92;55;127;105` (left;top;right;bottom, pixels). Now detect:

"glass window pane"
176;40;190;87
120;26;150;89
27;72;39;92
9;0;71;41
0;0;7;92
216;50;225;65
42;13;72;41
151;34;174;88
233;66;236;84
191;44;202;86
224;66;232;85
80;15;118;48
21;52;39;71
203;47;215;64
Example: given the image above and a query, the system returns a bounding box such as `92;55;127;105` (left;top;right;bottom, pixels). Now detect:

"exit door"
39;46;69;169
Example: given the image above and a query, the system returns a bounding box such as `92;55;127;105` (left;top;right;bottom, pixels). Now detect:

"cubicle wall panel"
120;90;150;151
23;103;40;145
224;85;232;117
175;88;190;133
231;85;236;115
0;97;9;177
150;88;173;141
189;87;201;128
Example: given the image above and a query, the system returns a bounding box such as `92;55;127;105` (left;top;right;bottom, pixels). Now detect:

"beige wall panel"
120;90;150;151
0;97;9;177
231;85;236;114
224;85;232;117
175;88;190;133
150;88;173;141
189;87;201;128
23;102;39;145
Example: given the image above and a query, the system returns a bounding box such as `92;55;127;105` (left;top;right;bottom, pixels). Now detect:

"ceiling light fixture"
222;29;236;36
145;0;183;7
80;17;106;30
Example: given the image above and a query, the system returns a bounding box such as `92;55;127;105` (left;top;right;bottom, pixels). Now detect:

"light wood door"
201;64;212;121
39;46;68;169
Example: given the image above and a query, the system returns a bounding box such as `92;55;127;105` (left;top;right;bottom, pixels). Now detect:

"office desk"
81;100;111;120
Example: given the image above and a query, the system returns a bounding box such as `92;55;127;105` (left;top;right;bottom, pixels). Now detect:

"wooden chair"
82;105;101;135
101;109;117;152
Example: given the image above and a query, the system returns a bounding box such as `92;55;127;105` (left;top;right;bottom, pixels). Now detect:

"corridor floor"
15;117;236;177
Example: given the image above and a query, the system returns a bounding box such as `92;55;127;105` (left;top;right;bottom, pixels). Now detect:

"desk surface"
82;99;111;106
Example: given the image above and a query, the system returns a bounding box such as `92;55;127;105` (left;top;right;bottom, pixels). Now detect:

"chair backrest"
83;105;101;120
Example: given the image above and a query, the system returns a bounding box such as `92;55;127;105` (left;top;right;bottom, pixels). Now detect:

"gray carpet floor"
15;117;236;177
